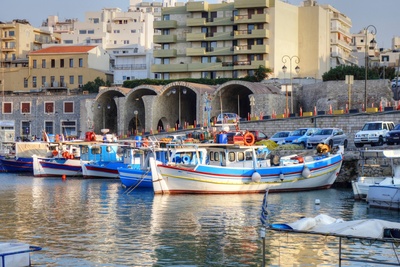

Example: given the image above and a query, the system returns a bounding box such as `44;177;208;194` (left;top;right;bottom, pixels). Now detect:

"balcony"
1;46;16;52
0;35;16;41
233;44;269;54
234;29;269;39
186;47;206;56
233;60;269;70
234;0;269;9
186;32;206;42
206;32;234;41
186;1;209;12
151;63;188;73
206;47;233;56
234;13;269;24
205;17;232;26
153;34;177;44
188;62;233;72
187;18;206;27
154;20;178;29
154;49;177;58
113;64;147;70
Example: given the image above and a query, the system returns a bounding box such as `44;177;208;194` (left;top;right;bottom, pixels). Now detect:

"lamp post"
282;55;300;115
97;102;111;129
134;110;138;135
364;25;377;109
171;87;187;129
203;92;212;129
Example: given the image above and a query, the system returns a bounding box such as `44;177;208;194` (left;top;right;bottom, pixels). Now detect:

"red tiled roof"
30;45;97;54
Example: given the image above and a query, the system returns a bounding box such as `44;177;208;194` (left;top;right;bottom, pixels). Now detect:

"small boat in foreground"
150;143;344;194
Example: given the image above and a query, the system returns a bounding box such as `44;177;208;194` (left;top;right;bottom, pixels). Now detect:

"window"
51;59;55;68
2;102;12;114
21;121;31;138
93;18;99;23
23;78;28;88
42;59;46;68
33;60;37;68
32;76;37;88
162;29;170;35
79;58;83;67
79;30;87;34
41;76;46;86
123;40;129;44
113;30;120;34
45;121;54;135
64;40;73;44
21;102;31;114
78;75;83;85
60;59;64;68
69;59;73;68
201;57;208;63
163;14;170;20
44;102;54;114
63;101;74;114
88;30;94;34
69;76;74;85
162;58;170;64
61;120;77;137
60;76;64;86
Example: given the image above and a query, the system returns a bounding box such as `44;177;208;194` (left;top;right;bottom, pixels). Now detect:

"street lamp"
171;87;187;129
364;25;377;110
203;92;212;129
282;55;300;115
134;110;138;135
97;102;111;129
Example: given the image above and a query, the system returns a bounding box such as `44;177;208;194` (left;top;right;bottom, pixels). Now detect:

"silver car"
270;131;291;144
307;128;348;149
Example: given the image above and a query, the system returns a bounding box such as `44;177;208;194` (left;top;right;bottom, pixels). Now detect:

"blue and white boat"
150;143;344;194
118;146;169;188
33;142;122;177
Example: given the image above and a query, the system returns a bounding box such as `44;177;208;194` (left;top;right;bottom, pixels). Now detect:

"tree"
322;65;382;81
254;65;273;82
82;77;110;93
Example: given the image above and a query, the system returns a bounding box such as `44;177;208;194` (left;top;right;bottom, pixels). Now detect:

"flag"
260;189;269;226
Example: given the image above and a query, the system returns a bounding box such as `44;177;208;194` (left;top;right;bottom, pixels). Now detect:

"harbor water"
0;173;399;266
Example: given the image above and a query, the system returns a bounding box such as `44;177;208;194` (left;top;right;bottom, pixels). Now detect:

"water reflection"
0;174;399;266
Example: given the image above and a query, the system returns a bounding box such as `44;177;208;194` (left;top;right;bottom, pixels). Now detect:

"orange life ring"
52;150;58;156
200;133;205;141
243;132;255;146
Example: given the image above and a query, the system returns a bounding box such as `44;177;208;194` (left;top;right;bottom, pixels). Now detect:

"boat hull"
151;154;343;194
351;176;387;200
33;155;83;177
118;167;152;188
367;185;400;210
82;162;125;179
0;157;33;173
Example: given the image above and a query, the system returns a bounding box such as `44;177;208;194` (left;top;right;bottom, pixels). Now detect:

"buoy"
62;174;66;180
302;165;311;178
315;199;320;205
251;171;261;182
279;173;284;181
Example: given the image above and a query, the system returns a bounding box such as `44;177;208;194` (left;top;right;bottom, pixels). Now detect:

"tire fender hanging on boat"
252;171;261;182
302;165;311;178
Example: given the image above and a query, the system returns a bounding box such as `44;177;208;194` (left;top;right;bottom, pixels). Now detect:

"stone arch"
94;88;126;134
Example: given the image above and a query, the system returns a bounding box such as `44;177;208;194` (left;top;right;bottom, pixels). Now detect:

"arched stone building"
88;80;285;136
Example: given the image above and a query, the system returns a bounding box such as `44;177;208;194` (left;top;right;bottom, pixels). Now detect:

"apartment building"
351;28;380;68
151;0;351;80
0;19;54;68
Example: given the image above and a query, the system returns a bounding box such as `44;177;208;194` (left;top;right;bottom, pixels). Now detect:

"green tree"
254;65;273;82
82;77;110;93
322;65;382;81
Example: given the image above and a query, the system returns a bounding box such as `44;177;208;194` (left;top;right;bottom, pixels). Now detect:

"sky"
0;0;399;49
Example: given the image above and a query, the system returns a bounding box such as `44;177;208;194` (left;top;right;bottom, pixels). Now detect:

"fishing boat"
150;143;344;194
352;149;400;200
118;145;169;188
366;150;400;210
259;191;400;266
33;142;122;177
0;141;59;173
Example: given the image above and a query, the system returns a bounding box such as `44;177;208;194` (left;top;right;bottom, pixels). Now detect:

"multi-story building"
351;28;380;68
151;0;352;80
0;19;54;68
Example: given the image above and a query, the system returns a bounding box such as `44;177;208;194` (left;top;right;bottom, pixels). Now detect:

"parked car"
386;124;400;145
354;121;395;147
391;78;400;88
307;128;348;149
284;128;320;148
216;113;239;123
249;130;268;142
270;131;291;145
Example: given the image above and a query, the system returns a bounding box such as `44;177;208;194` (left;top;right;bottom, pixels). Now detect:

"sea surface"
0;173;399;267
